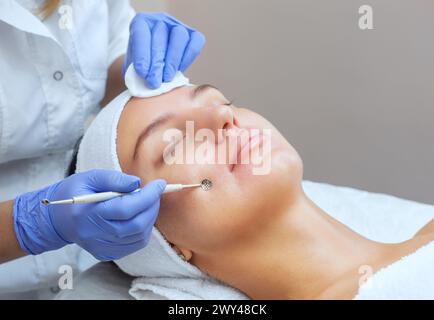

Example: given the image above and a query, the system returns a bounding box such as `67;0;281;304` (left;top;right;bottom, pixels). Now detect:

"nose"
180;105;237;143
202;105;236;143
213;105;235;129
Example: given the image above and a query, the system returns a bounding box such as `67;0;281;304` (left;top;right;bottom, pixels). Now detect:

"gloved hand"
124;12;206;89
13;169;166;261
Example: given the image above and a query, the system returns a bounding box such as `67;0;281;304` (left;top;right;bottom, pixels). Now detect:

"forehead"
122;86;193;121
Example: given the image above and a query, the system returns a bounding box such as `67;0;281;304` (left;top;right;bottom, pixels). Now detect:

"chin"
270;147;303;194
238;146;304;210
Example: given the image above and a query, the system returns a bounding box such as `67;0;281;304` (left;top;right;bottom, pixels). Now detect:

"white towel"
76;72;246;300
130;277;247;300
354;240;434;299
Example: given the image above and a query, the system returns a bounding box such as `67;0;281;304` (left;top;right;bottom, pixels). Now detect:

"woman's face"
117;85;303;257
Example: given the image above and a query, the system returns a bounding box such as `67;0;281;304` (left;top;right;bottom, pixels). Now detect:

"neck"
198;192;391;299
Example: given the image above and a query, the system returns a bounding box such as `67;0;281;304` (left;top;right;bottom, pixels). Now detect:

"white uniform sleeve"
106;0;136;67
0;245;97;297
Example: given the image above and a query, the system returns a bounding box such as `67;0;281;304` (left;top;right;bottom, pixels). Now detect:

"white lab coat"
0;0;135;299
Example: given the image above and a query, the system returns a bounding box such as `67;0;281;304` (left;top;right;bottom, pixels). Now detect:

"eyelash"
224;100;235;106
162;132;186;161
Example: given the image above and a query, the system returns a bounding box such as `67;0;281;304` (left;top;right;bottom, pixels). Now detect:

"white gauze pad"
125;65;191;98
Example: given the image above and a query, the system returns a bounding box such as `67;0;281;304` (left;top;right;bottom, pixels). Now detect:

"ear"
172;245;193;262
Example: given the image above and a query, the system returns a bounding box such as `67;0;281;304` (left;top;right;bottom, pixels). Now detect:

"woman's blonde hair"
40;0;60;19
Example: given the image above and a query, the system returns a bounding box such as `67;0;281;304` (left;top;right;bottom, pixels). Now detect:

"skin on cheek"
155;180;232;250
156;191;205;249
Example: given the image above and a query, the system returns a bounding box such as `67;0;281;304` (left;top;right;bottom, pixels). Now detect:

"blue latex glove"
123;12;206;89
13;170;166;261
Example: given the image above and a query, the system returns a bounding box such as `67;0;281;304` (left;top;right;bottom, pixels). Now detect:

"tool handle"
72;192;122;204
162;184;183;194
72;189;141;204
72;185;182;204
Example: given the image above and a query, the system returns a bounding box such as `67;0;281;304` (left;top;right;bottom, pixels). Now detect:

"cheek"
156;183;250;252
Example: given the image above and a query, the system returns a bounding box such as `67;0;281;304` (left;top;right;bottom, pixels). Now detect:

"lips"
228;129;263;172
228;136;244;172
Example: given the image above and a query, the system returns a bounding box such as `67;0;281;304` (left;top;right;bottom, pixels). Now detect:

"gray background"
131;0;434;204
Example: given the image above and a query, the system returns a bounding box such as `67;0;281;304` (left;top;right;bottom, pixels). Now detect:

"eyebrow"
133;113;174;160
191;84;219;100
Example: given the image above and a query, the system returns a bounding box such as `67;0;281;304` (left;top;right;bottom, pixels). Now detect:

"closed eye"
161;131;186;165
224;99;235;106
